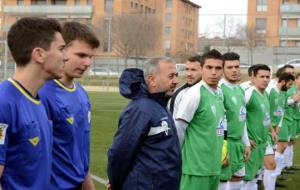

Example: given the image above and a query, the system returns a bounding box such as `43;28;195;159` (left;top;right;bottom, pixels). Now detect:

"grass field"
89;91;300;190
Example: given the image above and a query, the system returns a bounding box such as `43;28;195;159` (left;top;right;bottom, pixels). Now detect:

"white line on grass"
91;174;108;186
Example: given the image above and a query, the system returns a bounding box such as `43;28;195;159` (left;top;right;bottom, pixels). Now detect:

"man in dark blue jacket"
108;57;181;190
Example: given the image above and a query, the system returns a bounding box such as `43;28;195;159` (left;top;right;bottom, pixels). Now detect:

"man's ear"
31;47;45;64
147;74;157;88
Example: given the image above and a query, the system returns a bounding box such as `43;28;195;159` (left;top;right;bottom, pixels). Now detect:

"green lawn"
89;91;300;190
89;92;128;190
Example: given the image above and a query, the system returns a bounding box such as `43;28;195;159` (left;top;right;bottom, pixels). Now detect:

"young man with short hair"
243;64;271;190
0;17;65;190
218;52;251;190
169;55;201;117
176;49;225;190
39;22;100;190
264;72;295;190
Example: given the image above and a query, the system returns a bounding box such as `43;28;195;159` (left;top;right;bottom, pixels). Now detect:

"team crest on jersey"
216;118;225;136
29;136;40;146
66;116;74;124
239;106;246;121
274;107;284;117
231;96;238;105
147;120;171;136
261;104;266;112
161;120;170;136
211;105;216;116
0;123;8;145
263;113;271;127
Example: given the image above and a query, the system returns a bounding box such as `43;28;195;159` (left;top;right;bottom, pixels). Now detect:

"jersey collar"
8;78;41;105
54;79;76;92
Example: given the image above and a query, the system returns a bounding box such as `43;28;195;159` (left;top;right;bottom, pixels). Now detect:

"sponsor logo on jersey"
263;113;271;127
217;118;225;136
29;136;40;146
66;116;74;124
239;106;246;121
0;123;8;145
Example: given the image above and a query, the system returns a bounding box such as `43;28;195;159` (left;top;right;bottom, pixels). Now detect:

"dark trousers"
71;183;83;190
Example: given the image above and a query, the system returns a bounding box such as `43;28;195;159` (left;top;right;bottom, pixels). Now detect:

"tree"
236;23;264;65
97;14;162;68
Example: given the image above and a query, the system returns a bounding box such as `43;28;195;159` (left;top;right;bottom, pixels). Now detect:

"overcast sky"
190;0;248;36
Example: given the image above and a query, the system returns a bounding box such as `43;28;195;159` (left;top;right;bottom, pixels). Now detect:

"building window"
282;0;289;4
17;0;24;5
140;4;143;13
31;0;47;5
75;0;80;5
87;0;92;5
131;1;134;8
255;40;266;47
282;19;288;27
164;40;171;50
166;0;172;8
297;19;300;27
257;0;267;12
296;41;300;47
164;26;172;36
165;13;172;22
105;0;113;12
280;40;287;47
256;18;267;34
51;0;66;5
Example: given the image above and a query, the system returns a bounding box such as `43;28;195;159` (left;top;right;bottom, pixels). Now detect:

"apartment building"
1;0;200;57
163;0;199;56
248;0;300;48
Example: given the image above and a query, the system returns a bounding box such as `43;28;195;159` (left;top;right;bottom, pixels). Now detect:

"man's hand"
250;140;256;148
275;126;280;134
107;181;112;190
244;146;251;162
271;130;278;143
292;92;300;103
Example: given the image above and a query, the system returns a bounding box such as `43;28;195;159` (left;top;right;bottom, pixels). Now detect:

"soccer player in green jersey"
218;52;251;190
264;73;294;190
243;64;271;190
169;55;201;119
281;73;300;172
175;49;224;190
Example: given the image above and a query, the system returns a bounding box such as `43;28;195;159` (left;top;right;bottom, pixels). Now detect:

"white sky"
190;0;248;37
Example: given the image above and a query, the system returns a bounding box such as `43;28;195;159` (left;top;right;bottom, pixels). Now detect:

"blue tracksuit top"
108;68;181;190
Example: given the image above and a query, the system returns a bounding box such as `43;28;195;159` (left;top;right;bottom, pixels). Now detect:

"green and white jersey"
176;81;225;176
266;85;285;127
245;86;270;144
219;79;246;140
285;85;299;120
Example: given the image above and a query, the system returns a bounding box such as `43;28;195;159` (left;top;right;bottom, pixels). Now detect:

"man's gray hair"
144;57;174;81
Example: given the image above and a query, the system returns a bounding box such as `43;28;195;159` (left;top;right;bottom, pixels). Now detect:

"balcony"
3;5;93;18
279;27;300;37
280;4;300;14
273;47;300;55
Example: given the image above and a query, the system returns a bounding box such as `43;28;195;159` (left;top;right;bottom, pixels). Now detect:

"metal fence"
2;14;300;90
